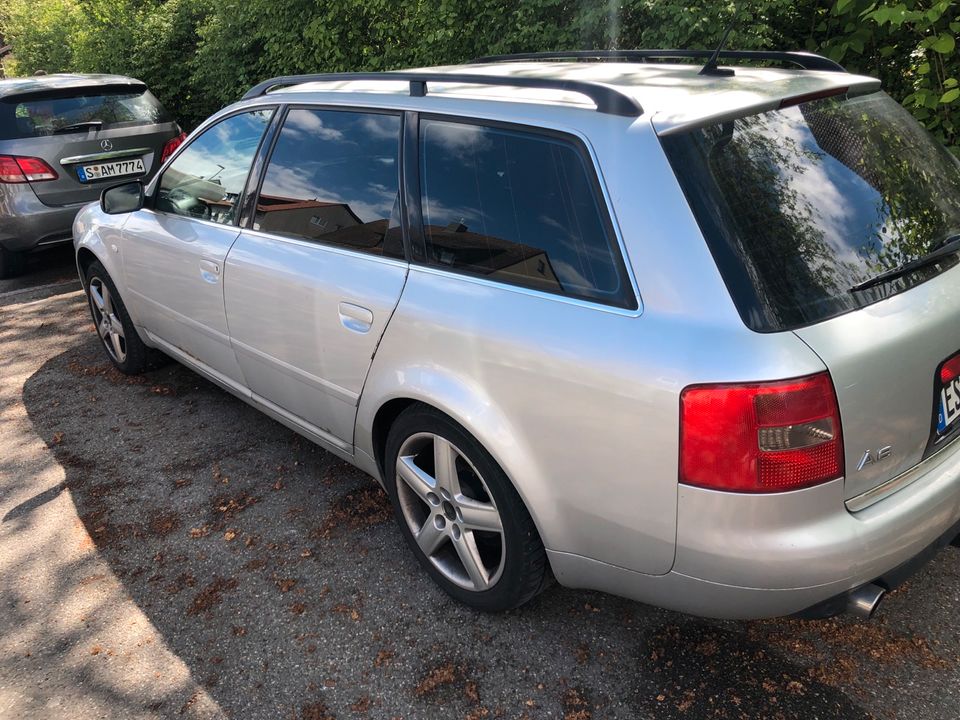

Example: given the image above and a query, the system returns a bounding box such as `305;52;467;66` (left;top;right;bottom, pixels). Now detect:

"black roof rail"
241;71;644;117
468;49;846;73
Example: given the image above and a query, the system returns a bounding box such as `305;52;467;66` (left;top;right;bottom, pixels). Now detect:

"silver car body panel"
120;209;246;384
793;264;960;502
224;228;408;445
73;61;960;617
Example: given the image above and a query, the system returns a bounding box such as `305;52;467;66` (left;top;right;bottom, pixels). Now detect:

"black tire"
384;403;549;611
84;260;166;374
0;245;26;279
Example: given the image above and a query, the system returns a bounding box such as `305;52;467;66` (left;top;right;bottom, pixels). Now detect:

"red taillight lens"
680;372;844;493
15;156;58;182
778;86;849;109
161;132;187;164
0;155;57;183
0;155;25;183
940;354;960;384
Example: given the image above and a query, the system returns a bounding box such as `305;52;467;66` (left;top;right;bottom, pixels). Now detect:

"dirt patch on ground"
747;617;948;688
150;511;181;537
300;701;335;720
415;661;463;697
187;577;239;615
312;485;392;540
562;687;592;720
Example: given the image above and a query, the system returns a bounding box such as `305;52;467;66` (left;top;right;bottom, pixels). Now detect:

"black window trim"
148;104;279;228
410;112;640;312
243;102;412;263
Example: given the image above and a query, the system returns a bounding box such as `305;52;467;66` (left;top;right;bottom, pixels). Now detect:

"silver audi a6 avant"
74;51;960;619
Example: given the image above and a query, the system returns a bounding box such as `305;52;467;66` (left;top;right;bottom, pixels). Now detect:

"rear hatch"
0;82;179;206
661;89;960;503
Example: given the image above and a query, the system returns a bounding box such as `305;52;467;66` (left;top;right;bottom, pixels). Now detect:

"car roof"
271;61;881;133
0;73;146;100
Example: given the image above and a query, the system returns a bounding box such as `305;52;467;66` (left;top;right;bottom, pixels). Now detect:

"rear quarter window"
417;119;636;309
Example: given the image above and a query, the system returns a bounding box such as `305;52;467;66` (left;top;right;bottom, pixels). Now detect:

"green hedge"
1;0;956;153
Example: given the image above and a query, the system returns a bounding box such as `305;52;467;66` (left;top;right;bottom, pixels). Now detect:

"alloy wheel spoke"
101;285;113;315
98;318;111;339
453;533;489;590
458;498;502;534
396;455;437;502
433;437;460;493
415;518;447;557
110;331;125;360
90;284;105;312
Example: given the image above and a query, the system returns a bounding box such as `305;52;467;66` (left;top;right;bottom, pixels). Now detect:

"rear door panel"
794;264;960;501
224;232;407;443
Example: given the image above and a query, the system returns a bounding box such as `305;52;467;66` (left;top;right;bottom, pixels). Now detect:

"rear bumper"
550;436;960;619
0;184;88;252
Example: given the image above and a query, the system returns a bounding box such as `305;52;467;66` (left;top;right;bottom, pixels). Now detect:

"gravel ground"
1;288;959;720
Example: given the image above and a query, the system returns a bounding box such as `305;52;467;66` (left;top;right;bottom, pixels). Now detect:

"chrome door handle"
199;259;220;283
338;302;374;333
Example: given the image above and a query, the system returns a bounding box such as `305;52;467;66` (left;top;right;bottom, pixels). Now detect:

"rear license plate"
77;158;145;183
937;376;960;435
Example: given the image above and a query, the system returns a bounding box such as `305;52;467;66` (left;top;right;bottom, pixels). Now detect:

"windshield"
0;88;171;141
662;91;960;332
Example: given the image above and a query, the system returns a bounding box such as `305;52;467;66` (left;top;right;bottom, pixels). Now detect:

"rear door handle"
200;259;220;283
338;302;374;333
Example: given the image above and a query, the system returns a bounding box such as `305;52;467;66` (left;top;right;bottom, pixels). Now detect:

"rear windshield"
0;88;171;141
662;91;960;332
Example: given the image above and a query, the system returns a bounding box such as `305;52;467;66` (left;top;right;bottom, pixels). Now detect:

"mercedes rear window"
0;88;171;141
662;91;960;332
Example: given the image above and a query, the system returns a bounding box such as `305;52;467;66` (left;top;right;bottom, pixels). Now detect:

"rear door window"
662;91;960;332
155;109;273;226
253;108;404;259
0;88;172;140
417;119;636;309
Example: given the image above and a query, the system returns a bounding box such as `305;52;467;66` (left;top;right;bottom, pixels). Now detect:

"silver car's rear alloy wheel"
88;276;127;363
395;432;505;591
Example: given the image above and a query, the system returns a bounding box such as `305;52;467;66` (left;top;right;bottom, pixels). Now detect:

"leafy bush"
1;0;956;154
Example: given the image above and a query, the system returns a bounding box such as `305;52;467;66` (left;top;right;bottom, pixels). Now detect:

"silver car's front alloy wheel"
88;276;127;363
395;432;505;591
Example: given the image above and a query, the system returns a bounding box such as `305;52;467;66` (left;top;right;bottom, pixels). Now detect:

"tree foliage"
0;0;956;152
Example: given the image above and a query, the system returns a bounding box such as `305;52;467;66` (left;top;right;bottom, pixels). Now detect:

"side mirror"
100;181;144;215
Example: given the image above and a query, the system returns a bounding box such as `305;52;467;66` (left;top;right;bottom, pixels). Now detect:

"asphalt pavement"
0;245;81;307
0;266;958;720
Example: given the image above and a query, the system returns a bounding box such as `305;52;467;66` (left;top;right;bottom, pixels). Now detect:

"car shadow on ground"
0;244;79;299
17;336;958;719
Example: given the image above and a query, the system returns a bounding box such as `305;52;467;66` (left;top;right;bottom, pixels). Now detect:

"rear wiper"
53;121;104;134
850;235;960;293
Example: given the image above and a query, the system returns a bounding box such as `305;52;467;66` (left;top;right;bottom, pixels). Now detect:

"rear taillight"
940;354;960;384
160;132;187;164
680;372;844;493
0;155;58;183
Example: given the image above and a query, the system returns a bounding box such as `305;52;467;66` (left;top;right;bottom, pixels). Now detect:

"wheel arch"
76;246;99;284
358;375;557;556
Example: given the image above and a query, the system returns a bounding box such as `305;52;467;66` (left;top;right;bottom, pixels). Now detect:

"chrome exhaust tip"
846;583;886;619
